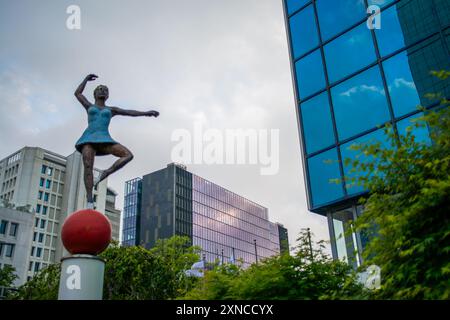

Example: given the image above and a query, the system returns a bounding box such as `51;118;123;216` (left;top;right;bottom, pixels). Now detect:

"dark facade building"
122;163;288;267
283;0;449;267
276;223;290;255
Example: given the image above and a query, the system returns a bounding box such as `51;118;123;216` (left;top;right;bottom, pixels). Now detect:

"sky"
0;0;330;252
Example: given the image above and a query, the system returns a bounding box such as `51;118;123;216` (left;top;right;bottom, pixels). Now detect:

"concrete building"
0;146;121;284
122;163;288;267
0;206;34;287
105;188;121;242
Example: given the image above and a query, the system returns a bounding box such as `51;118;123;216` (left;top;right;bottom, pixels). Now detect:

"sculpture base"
58;254;105;300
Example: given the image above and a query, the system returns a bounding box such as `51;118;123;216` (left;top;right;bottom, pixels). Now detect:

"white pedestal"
58;254;105;300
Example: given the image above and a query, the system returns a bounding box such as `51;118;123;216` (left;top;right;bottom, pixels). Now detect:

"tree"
347;71;450;299
184;229;366;300
11;236;200;300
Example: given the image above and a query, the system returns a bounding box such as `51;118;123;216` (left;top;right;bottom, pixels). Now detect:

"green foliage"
11;236;200;300
184;229;366;300
346;81;450;299
10;263;60;300
0;265;17;289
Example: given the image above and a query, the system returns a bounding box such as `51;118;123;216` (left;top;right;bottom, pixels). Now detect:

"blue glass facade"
122;178;142;246
284;0;450;265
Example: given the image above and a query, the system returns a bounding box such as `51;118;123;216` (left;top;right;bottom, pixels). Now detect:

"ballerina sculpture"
74;74;159;208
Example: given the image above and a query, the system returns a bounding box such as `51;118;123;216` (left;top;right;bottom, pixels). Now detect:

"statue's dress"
75;105;117;155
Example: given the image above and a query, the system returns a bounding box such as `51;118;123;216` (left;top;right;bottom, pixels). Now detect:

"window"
324;23;376;83
42;206;48;215
300;92;335;154
285;0;309;15
41;165;47;175
36;204;41;214
39;178;45;187
35;218;39;228
0;220;8;235
340;129;389;195
9;223;18;237
331;66;390;141
29;262;33;271
397;113;431;145
44;192;49;202
374;6;406;57
47;167;53;176
34;262;40;272
289;5;319;59
295;49;326;99
307;148;344;207
316;0;367;41
36;247;42;258
40;219;46;229
45;180;51;189
33;232;37;241
5;244;14;257
38;233;44;243
31;246;35;256
383;51;421;118
38;191;43;200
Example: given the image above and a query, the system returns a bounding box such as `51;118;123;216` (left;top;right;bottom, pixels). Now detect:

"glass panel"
295;49;326;99
383;51;421;117
300;92;335;154
367;0;395;8
286;0;310;15
289;5;319;59
332;66;390;141
316;0;367;41
374;5;406;57
340;129;390;195
307;148;344;207
324;23;376;83
397;113;431;145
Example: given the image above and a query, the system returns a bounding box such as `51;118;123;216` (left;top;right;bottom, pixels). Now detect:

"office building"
0;206;34;288
122;163;288;267
283;0;449;266
0;146;120;284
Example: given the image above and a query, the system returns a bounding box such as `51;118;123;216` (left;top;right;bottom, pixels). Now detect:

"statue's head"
94;85;109;100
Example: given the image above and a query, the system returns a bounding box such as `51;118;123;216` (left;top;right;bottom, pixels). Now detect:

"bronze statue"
74;74;159;208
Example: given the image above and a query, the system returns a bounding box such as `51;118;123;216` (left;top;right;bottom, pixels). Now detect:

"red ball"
61;209;112;255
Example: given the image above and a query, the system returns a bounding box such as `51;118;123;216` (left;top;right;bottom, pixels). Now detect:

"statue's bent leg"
81;144;96;204
95;144;133;187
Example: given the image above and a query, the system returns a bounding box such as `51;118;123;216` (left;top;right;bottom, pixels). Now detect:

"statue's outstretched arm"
75;74;97;110
110;107;159;118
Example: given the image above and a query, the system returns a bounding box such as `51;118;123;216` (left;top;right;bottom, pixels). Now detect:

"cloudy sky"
0;0;330;251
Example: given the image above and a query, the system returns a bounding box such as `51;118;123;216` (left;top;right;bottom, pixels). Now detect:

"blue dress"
75;105;117;154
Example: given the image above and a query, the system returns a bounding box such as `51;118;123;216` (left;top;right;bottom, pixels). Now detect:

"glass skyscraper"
283;0;449;266
122;163;288;267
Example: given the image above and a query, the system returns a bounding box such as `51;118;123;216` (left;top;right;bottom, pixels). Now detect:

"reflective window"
289;5;319;59
397;113;431;145
374;6;406;57
286;0;310;15
316;0;367;41
324;23;376;83
367;0;395;8
295;49;326;99
340;129;390;195
332;66;390;141
300;92;335;154
383;51;421;117
307;148;344;207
